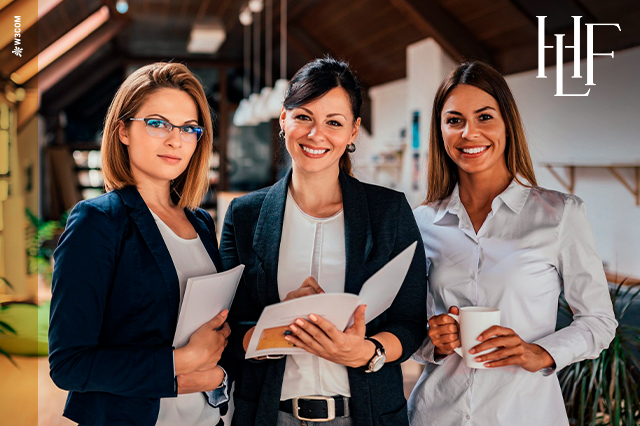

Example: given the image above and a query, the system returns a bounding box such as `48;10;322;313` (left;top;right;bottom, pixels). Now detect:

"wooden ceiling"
2;0;639;118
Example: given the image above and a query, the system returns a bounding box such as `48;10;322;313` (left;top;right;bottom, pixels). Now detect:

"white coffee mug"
447;307;501;369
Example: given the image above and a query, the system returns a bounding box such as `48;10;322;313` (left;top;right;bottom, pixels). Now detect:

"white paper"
173;264;245;349
245;242;417;359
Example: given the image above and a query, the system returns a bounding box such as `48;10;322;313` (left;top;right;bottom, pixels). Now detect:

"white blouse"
408;180;617;426
277;190;351;401
150;210;221;426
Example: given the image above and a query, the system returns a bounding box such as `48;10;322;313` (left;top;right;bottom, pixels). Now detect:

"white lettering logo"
537;16;621;96
12;16;22;56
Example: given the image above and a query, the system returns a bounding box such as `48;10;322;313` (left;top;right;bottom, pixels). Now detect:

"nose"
462;121;480;140
165;127;183;147
307;124;326;142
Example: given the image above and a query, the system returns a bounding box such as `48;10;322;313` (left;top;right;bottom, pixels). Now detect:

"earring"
279;129;285;141
346;143;356;153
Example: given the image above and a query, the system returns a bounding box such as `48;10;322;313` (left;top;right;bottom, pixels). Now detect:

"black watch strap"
365;337;384;363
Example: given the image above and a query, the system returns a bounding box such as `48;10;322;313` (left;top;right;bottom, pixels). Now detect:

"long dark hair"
283;56;362;176
425;60;537;203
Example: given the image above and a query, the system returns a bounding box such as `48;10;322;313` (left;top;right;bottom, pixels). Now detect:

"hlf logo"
537;16;621;96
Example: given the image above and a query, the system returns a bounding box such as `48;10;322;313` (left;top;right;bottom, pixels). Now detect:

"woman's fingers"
474;346;523;363
302;276;324;294
470;335;519;354
287;321;326;353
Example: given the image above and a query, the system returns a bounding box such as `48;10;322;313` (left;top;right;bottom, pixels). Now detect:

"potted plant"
0;278;17;364
559;279;640;425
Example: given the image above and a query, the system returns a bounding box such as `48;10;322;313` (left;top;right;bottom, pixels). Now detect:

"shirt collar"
494;177;531;215
433;177;531;224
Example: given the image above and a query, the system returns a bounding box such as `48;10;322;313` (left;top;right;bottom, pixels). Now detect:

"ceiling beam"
385;0;492;63
36;19;126;92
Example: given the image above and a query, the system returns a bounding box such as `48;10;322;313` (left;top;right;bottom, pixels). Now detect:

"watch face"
371;354;386;372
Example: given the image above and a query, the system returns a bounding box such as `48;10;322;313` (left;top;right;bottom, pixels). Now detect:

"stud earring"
346;143;356;153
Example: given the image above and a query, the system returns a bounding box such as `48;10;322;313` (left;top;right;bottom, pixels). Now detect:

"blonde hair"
425;61;537;204
101;62;213;209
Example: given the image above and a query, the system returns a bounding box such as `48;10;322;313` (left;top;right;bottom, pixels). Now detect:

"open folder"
245;241;417;359
173;264;245;349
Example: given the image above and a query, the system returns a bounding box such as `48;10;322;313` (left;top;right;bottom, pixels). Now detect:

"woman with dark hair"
220;57;427;426
407;61;617;425
49;63;231;426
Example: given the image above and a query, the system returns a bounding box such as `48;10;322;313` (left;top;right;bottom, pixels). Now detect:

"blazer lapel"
339;171;374;295
117;186;180;319
252;170;291;306
185;209;223;271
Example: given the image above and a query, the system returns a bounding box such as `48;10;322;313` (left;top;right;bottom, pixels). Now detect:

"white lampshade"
254;86;273;122
266;78;288;119
233;99;250;126
244;93;262;126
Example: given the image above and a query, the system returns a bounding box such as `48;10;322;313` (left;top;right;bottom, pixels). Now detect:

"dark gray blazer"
219;169;427;426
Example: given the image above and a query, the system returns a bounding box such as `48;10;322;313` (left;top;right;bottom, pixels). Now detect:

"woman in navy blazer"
49;63;231;426
220;58;427;426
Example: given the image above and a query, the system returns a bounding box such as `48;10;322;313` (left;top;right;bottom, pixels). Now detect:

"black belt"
279;396;350;421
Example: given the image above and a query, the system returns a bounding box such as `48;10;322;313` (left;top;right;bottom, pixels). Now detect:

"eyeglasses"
128;118;204;143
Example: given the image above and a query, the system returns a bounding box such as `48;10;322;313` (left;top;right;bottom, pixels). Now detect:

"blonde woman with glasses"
49;62;231;426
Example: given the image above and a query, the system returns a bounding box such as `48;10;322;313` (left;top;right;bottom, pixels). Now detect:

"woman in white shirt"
220;57;427;426
407;61;617;426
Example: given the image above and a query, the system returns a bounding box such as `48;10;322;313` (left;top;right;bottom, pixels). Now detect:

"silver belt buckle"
292;396;336;422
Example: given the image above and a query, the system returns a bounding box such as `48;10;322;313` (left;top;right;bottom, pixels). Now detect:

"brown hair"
283;56;361;176
101;62;213;209
425;61;537;204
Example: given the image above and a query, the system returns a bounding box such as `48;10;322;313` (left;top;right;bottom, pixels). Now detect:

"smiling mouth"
300;145;330;155
459;146;489;154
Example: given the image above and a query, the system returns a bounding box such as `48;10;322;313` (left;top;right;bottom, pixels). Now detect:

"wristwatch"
364;337;386;373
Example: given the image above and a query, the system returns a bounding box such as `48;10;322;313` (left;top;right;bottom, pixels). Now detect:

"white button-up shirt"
277;190;351;401
408;180;617;426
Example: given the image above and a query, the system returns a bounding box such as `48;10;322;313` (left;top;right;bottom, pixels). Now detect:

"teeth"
302;145;328;155
462;147;488;154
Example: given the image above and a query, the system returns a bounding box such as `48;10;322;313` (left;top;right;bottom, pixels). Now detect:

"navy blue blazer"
49;186;224;426
219;170;428;426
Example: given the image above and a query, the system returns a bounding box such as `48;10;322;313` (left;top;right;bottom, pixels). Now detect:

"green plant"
25;209;67;284
559;279;640;425
0;278;17;364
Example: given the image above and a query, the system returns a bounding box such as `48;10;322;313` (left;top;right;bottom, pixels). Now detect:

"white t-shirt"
150;210;220;426
277;190;351;401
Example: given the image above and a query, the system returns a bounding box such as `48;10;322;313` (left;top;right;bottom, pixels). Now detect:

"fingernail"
290;324;298;332
469;349;476;354
309;314;318;322
477;336;483;341
475;357;481;362
295;319;305;327
284;330;292;336
284;336;291;341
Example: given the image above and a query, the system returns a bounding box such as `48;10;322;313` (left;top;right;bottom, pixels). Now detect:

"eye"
479;114;493;121
295;114;311;121
327;120;342;127
182;125;200;134
147;119;169;129
446;117;461;125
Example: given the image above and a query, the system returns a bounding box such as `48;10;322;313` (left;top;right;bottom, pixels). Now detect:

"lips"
158;154;181;164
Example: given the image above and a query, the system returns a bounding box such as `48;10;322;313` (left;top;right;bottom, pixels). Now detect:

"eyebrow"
299;107;347;120
147;113;199;124
444;106;497;115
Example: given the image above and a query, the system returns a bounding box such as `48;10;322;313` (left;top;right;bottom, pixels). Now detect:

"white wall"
364;39;640;278
506;45;640;278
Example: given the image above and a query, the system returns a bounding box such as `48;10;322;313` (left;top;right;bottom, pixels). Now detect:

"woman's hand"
177;365;226;394
470;326;555;372
428;306;460;356
283;277;324;301
175;310;231;375
284;305;375;368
